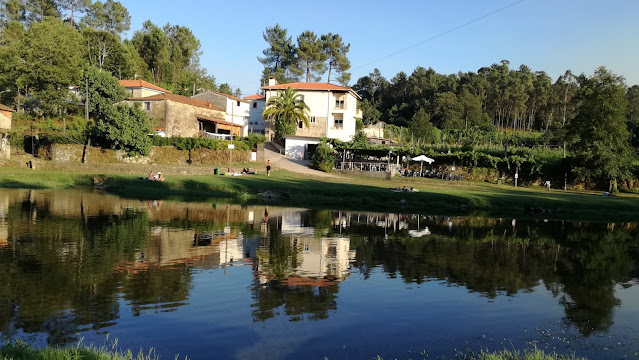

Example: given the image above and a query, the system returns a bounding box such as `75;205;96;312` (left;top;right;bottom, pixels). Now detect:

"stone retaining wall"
37;143;253;165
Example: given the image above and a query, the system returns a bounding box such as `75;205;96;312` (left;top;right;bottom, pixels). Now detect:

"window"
298;95;304;102
237;100;240;106
253;102;257;108
310;116;316;123
335;96;345;109
334;118;343;129
144;102;150;111
298;121;303;129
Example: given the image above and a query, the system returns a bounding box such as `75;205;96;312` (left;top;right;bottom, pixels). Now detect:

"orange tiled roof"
0;104;14;112
244;94;265;100
127;93;225;112
119;80;172;94
198;115;241;127
261;82;361;99
262;82;351;91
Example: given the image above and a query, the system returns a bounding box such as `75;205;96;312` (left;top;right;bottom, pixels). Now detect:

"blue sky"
122;0;639;96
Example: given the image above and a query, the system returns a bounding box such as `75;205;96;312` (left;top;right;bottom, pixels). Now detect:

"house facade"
120;93;236;138
261;77;362;159
244;94;266;134
192;91;250;136
0;104;13;160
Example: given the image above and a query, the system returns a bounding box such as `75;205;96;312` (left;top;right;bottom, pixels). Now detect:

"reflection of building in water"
116;227;256;273
291;237;355;282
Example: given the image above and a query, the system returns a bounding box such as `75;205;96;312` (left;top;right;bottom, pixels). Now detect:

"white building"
192;91;250;137
244;93;266;134
262;77;362;160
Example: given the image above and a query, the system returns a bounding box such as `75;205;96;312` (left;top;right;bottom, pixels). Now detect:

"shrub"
312;142;336;172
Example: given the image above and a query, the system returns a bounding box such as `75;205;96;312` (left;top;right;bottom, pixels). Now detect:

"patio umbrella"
411;155;435;174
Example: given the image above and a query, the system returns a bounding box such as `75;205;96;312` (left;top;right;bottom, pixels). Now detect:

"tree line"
0;0;240;118
259;24;351;85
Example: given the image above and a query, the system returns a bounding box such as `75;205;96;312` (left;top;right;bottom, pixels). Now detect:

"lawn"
1;166;638;222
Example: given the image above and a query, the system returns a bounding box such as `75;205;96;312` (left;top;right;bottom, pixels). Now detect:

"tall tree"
626;85;639;147
218;83;232;95
0;0;26;27
293;31;326;82
321;33;350;85
258;24;295;84
83;0;130;35
59;0;88;28
18;17;82;114
262;87;310;141
25;0;58;23
131;20;170;83
567;67;633;191
410;107;436;143
0;19;25;106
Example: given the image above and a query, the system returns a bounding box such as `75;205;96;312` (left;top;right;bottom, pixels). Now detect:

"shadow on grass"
95;173;639;222
0;180;49;189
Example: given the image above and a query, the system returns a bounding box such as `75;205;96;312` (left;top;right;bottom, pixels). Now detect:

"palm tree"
262;87;310;141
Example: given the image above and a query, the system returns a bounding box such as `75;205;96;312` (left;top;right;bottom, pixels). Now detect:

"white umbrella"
411;155;435;175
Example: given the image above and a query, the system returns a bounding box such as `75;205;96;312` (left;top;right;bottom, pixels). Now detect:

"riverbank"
1;166;638;222
0;341;584;360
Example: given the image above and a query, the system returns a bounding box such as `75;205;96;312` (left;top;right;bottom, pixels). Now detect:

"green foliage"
311;141;336;172
19;17;83;115
321;32;350;85
568;67;634;189
258;24;296;84
151;136;250;151
410;108;437;144
80;65;127;116
244;133;267;149
355;117;364;132
293;30;327;82
262;87;310;141
0;340;162;360
95;103;152;155
83;0;130;36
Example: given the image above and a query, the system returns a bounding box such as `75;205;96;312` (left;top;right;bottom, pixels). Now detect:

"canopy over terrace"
198;116;242;138
336;147;409;174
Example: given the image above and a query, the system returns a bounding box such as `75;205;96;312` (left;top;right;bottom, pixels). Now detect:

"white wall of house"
264;89;359;142
225;98;250;137
284;136;320;160
247;99;265;134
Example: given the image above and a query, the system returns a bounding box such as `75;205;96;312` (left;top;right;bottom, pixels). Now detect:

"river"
0;188;637;359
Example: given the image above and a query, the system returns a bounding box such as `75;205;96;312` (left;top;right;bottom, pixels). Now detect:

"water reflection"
0;189;637;355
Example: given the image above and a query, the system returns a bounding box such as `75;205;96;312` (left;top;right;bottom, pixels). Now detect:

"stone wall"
0;111;11;130
37;143;252;165
165;100;227;138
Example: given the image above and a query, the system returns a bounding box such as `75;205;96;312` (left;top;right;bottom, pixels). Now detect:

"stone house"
192;91;250;136
261;77;362;159
120;93;237;138
0;104;13;160
244;93;266;134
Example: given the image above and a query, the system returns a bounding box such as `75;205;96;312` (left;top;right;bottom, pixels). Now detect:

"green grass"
0;341;172;360
1;166;638;222
376;348;585;360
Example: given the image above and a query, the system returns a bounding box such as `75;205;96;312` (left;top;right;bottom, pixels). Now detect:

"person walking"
266;160;271;177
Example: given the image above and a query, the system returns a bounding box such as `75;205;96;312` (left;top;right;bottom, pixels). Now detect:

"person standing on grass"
266;160;271;177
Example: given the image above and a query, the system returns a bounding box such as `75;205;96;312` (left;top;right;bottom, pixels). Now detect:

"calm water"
0;189;638;360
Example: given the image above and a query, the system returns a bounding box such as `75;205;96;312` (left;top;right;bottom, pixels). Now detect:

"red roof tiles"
261;82;352;91
119;80;171;94
0;104;14;112
243;94;266;100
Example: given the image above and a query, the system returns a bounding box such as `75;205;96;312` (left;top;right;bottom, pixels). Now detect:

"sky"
121;0;639;96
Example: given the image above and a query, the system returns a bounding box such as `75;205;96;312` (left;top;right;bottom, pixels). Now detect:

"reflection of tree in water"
0;204;152;344
123;265;192;316
251;221;339;322
251;281;339;322
553;223;638;336
344;216;639;337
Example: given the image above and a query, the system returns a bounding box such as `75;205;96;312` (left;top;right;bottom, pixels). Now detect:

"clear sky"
121;0;639;96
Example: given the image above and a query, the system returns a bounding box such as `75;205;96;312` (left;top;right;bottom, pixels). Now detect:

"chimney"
268;76;277;86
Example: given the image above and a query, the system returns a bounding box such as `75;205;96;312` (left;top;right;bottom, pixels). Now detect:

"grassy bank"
0;341;163;360
377;348;585;360
1;166;638;222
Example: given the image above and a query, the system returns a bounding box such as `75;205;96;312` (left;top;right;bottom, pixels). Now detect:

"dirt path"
264;144;337;178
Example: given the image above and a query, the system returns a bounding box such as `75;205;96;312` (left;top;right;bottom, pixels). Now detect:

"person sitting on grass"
157;172;164;182
148;171;154;181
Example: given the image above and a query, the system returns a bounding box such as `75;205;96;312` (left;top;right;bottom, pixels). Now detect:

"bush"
244;133;267;149
311;142;336;172
151;136;250;151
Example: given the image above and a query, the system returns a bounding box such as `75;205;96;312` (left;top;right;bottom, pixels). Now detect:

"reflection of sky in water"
0;188;638;359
